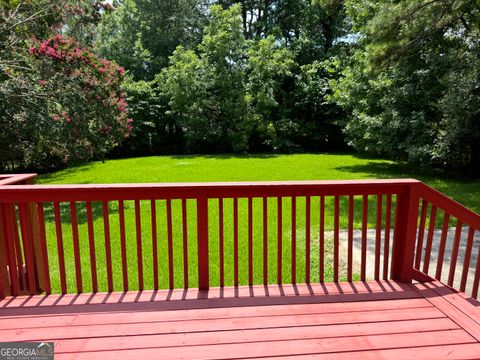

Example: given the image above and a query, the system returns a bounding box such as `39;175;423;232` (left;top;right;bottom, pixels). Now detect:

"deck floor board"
1;280;479;359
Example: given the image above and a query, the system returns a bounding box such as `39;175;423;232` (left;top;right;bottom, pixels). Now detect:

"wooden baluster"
347;195;354;282
472;242;480;299
69;202;82;293
333;196;339;283
35;203;50;294
448;220;463;287
134;200;143;291
422;205;437;274
197;196;209;290
103;201;113;292
415;200;428;269
383;195;392;280
53;202;67;294
166;199;174;290
3;204;20;295
10;205;24;290
305;196;311;283
374;195;383;280
219;198;224;287
151;200;158;290
291;197;297;284
263;197;268;285
233;198;239;287
18;203;36;293
460;227;475;292
24;201;49;294
248;197;253;286
0;205;11;297
119;200;129;292
277;197;283;284
361;195;368;280
319;196;325;283
85;202;98;293
435;213;450;280
182;198;189;288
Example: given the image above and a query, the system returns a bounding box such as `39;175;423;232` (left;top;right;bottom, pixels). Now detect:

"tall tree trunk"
241;0;248;36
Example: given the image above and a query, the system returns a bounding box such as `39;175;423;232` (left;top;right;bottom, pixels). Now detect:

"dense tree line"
1;0;479;172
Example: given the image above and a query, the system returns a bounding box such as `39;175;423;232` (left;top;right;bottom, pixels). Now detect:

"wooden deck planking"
0;280;479;359
53;330;475;360
54;318;459;354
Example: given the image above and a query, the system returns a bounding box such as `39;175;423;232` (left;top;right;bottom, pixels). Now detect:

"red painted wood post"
21;176;50;294
197;195;209;290
391;184;420;282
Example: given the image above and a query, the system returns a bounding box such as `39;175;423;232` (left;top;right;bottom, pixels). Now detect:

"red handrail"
0;174;37;185
413;183;480;298
0;177;479;300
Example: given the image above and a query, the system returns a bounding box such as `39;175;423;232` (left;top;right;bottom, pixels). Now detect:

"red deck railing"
413;183;480;297
0;175;479;301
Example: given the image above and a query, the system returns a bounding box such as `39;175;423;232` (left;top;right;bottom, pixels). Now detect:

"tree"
159;46;207;150
96;0;207;80
160;4;296;153
95;0;153;80
160;4;249;152
0;0;130;171
246;35;293;149
30;36;131;164
331;0;480;170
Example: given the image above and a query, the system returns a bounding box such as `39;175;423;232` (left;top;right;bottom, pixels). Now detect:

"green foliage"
159;46;207;150
246;35;294;149
331;0;480;170
95;0;152;80
94;1;349;156
4;0;478;173
159;5;297;153
0;1;129;171
95;0;207;80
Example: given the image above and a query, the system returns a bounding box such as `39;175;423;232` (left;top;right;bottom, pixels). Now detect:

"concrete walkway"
336;227;480;297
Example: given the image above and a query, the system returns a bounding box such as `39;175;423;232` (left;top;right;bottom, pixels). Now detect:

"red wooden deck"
1;280;480;359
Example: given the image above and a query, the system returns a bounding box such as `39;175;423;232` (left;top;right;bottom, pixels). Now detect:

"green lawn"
37;153;480;293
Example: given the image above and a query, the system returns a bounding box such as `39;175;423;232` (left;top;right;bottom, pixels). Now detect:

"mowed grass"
37;153;480;293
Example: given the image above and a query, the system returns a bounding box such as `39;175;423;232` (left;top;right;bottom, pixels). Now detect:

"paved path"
336;227;480;297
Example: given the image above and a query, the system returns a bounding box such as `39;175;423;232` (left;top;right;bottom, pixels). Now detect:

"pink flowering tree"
29;35;132;163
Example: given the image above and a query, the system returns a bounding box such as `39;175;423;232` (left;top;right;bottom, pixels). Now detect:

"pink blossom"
100;59;111;67
38;80;47;86
39;43;47;54
117;97;127;113
100;126;112;135
62;111;71;123
117;67;125;75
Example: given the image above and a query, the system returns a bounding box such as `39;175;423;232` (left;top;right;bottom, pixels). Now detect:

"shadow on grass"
335;159;480;214
42;201;119;225
38;163;95;184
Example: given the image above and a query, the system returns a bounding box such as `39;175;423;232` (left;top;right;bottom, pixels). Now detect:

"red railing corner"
391;182;420;283
0;173;51;298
